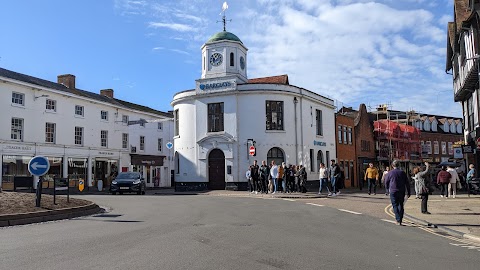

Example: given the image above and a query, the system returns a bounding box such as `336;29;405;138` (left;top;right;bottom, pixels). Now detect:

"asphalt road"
0;194;478;270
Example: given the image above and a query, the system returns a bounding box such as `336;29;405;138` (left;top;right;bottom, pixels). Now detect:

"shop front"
130;154;166;188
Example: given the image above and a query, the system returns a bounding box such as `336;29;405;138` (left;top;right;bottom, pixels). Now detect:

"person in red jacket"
437;166;451;198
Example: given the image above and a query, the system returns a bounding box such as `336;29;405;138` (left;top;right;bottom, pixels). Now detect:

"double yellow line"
384;204;480;247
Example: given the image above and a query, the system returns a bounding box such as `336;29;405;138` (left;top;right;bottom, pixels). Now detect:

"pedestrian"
337;168;345;194
413;162;431;214
381;166;390;196
278;162;285;193
364;163;379;195
447;166;459;198
299;165;307;193
436;166;451;198
281;162;290;193
384;160;411;226
246;167;252;193
293;165;299;192
318;163;331;195
250;160;260;194
329;160;341;196
259;160;269;194
288;165;295;193
466;163;475;191
270;160;279;194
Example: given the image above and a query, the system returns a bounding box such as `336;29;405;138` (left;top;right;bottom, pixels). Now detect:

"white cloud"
148;22;195;32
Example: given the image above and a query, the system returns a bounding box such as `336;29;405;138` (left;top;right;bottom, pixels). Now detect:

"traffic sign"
28;156;50;176
166;142;173;149
249;146;256;156
78;179;85;192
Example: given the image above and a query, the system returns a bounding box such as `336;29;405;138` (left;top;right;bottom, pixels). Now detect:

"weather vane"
217;1;231;31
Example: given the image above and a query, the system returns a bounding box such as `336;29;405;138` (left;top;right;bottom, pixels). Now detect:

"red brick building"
336;111;357;188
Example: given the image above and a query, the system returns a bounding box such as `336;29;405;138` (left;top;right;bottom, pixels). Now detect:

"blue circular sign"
28;156;50;176
166;142;173;149
199;84;205;90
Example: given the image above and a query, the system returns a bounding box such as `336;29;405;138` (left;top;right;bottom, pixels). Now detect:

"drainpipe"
294;97;299;165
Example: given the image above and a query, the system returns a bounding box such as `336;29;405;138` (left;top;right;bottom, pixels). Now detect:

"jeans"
390;192;405;223
272;178;278;193
440;183;448;197
319;178;330;193
331;176;337;194
282;178;288;193
367;178;377;194
421;193;429;213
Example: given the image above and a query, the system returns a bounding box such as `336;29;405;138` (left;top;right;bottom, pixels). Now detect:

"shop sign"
2;144;33;152
453;147;463;159
462;145;474;153
68;158;88;168
98;151;115;156
313;140;326;147
130;154;165;166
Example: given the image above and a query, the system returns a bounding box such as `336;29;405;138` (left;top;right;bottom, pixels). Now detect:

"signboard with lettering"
462;145;474;153
196;78;236;93
313;141;327;147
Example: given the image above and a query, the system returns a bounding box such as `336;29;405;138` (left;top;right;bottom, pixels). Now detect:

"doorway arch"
208;149;225;190
267;147;285;166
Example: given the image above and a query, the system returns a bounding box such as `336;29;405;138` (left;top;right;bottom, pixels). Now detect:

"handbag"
457;181;462;190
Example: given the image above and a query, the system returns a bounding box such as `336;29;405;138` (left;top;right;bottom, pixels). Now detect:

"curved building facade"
172;30;336;191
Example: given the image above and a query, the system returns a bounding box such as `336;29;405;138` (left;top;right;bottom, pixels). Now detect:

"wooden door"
208;149;225;190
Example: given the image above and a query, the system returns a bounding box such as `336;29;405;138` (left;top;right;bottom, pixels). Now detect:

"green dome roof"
206;31;242;44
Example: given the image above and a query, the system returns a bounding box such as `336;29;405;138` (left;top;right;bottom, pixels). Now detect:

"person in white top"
318;163;331;195
246;167;252;193
381;166;390;196
270;161;279;194
447;166;459;198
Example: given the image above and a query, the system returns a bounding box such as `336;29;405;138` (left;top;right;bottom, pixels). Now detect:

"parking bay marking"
338;209;362;215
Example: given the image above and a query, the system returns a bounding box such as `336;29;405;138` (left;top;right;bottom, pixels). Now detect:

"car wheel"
111;192;116;195
137;189;142;195
142;189;146;195
119;192;123;195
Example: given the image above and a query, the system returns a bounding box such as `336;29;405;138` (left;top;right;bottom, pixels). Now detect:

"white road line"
306;203;325;207
338;209;362;215
283;199;296;202
381;219;397;224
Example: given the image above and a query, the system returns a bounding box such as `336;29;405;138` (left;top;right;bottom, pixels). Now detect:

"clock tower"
200;29;248;83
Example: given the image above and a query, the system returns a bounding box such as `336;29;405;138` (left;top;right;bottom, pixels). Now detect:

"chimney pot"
100;89;114;98
57;74;76;89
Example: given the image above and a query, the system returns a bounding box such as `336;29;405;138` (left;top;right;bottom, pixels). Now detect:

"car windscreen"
116;173;140;179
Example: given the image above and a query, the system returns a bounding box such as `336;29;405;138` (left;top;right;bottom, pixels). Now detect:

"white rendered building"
171;30;336;191
0;68;174;191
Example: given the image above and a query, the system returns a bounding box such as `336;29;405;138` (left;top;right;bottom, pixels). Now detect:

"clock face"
210;53;223;66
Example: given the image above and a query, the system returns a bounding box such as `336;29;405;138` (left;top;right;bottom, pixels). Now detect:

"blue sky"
0;0;459;116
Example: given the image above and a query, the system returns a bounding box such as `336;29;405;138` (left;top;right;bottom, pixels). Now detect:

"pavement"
403;194;480;242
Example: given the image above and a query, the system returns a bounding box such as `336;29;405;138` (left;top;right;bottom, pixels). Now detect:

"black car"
110;172;146;195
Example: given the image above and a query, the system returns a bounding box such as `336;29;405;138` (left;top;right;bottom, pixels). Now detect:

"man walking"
259;160;269;194
384;160;411;226
365;163;379;195
270;161;279;194
250;160;260;194
329;160;340;196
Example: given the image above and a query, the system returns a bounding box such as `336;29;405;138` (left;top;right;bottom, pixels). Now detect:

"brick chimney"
57;74;76;89
100;89;114;98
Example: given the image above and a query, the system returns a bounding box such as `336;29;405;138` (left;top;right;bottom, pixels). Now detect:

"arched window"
174;151;179;174
317;150;323;172
230;52;234;66
267;147;284;167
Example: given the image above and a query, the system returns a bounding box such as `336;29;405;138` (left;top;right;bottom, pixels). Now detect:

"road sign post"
28;156;50;207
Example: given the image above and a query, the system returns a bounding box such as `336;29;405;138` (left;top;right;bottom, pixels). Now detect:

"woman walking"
318;163;331;195
447;166;459;198
436;166;451;198
413;162;431;214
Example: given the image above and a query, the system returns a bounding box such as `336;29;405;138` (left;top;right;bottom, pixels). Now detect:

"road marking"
338;209;362;215
306;203;324;207
381;219;397;224
283;199;296;202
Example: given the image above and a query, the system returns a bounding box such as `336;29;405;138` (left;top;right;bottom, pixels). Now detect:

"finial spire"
218;1;231;31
